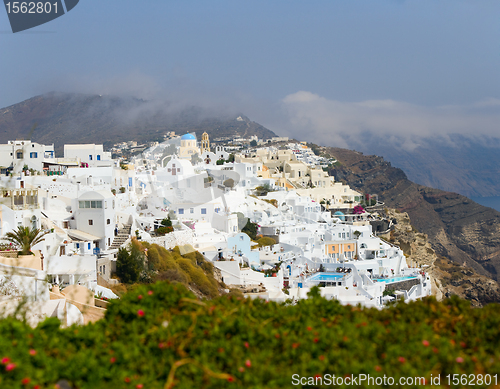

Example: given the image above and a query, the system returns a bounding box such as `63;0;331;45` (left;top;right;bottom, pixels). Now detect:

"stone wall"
384;278;421;292
147;230;194;250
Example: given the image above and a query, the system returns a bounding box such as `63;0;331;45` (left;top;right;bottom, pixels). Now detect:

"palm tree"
6;226;48;255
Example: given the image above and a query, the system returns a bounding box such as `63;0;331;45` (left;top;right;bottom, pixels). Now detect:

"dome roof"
181;133;196;140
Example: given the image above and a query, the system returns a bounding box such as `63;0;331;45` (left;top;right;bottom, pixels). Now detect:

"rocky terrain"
380;208;500;307
325;146;500;303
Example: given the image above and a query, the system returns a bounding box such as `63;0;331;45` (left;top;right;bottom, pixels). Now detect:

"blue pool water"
373;276;417;283
307;273;344;282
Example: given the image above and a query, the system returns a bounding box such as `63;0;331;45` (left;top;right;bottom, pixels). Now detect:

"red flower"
1;357;10;364
456;357;464;363
313;338;319;343
398;357;406;363
148;290;153;296
21;377;30;385
227;375;234;382
292;343;300;349
137;309;145;317
124;377;131;383
245;359;251;368
244;342;249;348
375;365;382;371
319;355;325;361
5;363;16;371
137;295;143;300
460;341;466;348
110;357;116;363
136;384;143;389
218;348;224;353
432;347;439;354
275;334;280;339
307;326;312;331
422;340;430;347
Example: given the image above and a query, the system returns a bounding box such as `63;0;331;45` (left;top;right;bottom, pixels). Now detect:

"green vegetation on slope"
116;240;221;299
0;283;499;388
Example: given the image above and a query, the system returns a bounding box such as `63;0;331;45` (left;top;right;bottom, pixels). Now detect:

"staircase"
110;223;132;250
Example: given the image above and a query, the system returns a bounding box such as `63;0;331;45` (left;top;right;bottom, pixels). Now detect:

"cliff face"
327;147;500;289
381;208;500;306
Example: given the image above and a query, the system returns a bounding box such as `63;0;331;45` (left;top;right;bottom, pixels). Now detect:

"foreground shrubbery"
1;283;500;388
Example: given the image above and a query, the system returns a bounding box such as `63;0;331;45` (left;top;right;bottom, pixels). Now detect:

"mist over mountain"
0;92;276;154
280;91;500;198
342;134;500;198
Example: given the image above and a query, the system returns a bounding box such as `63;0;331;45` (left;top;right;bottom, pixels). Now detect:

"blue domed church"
178;133;200;159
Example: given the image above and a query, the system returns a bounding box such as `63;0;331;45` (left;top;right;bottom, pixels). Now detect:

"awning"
67;230;101;242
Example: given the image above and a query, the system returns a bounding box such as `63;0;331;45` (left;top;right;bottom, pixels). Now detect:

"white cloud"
279;91;500;150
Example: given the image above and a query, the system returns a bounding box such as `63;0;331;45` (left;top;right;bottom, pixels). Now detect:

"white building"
74;190;116;251
64;144;113;168
0;140;55;174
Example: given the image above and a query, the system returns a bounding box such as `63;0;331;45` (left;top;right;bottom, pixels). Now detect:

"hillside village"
0;132;431;325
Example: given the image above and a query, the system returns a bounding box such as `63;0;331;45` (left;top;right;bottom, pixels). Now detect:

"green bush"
115;240;145;284
256;237;276;247
156;226;174;235
160;217;172;228
241;220;258;240
0;284;500;388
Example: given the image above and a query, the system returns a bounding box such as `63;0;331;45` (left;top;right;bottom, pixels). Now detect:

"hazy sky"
1;0;499;143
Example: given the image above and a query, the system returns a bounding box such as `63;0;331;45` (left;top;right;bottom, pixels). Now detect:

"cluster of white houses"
0;133;431;325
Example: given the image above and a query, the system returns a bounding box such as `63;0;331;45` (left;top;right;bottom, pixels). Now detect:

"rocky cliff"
380;208;500;306
326;147;500;301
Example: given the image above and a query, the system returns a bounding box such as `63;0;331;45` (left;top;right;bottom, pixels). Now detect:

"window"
97;155;101;161
89;220;93;225
103;265;106;274
190;208;194;214
16;152;23;159
201;208;207;215
88;243;91;250
79;200;102;209
30;152;37;158
76;243;79;249
89;155;93;161
178;208;184;215
107;219;110;224
128;177;132;187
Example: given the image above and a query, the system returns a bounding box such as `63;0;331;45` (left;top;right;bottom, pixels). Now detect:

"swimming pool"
307;272;344;282
373;276;417;284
